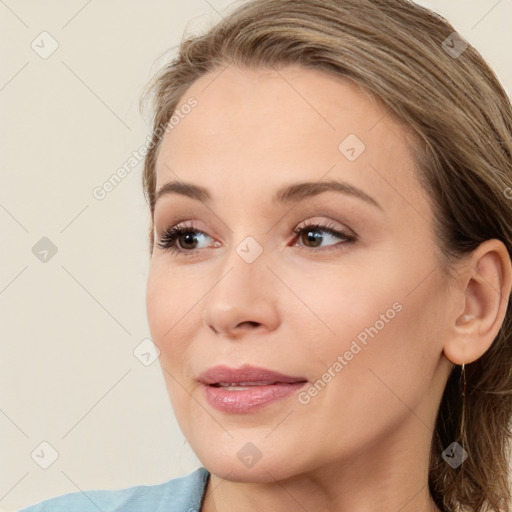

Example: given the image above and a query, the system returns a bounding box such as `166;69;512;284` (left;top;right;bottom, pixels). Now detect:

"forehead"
162;64;392;150
154;64;428;219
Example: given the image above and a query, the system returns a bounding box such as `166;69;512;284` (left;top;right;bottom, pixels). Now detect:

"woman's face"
146;64;455;481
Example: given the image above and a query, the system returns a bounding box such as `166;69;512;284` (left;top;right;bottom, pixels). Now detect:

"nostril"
240;321;260;328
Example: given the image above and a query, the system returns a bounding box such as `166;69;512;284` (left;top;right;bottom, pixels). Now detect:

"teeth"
217;381;276;387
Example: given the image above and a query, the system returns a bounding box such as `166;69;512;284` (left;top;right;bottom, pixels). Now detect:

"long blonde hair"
141;1;512;510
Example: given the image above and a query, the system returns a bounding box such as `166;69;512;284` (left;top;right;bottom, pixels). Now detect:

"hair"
140;0;512;510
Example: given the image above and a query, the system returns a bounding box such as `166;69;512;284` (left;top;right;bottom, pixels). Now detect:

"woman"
19;0;512;511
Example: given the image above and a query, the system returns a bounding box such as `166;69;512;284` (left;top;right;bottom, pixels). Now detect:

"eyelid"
294;216;356;237
156;218;357;256
156;220;213;254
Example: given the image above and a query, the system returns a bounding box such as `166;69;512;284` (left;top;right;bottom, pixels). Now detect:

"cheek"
146;266;201;421
283;263;401;348
292;259;440;391
303;294;439;452
336;280;445;411
145;262;200;361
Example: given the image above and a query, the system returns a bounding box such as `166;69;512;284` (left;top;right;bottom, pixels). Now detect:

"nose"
201;243;280;338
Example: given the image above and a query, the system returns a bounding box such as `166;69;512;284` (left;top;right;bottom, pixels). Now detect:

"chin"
195;441;304;483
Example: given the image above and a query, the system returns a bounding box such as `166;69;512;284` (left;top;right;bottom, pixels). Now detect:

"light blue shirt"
18;467;210;512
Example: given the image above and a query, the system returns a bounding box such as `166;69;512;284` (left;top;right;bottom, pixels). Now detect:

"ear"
443;239;512;365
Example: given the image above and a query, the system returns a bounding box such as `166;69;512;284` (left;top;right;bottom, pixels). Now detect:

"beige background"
1;0;511;510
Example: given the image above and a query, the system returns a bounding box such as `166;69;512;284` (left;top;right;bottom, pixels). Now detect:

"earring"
459;362;467;447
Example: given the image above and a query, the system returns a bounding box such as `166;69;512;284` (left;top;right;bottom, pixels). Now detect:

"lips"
198;364;307;386
198;365;308;413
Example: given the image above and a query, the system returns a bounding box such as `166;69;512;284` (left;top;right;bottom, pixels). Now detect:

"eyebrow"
154;179;382;210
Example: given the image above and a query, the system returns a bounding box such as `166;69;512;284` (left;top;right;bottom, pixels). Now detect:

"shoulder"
17;467;210;512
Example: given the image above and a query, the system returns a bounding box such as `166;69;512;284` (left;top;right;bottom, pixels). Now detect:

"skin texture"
145;64;511;512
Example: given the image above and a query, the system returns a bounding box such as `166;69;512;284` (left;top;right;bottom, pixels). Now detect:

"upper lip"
198;364;308;386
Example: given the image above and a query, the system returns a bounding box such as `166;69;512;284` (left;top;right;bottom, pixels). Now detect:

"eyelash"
156;221;357;256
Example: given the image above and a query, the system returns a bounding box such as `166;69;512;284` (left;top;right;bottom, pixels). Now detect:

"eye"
156;221;214;256
156;220;357;256
292;221;356;251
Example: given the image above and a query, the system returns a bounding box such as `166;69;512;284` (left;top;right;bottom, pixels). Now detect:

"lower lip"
202;382;307;413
